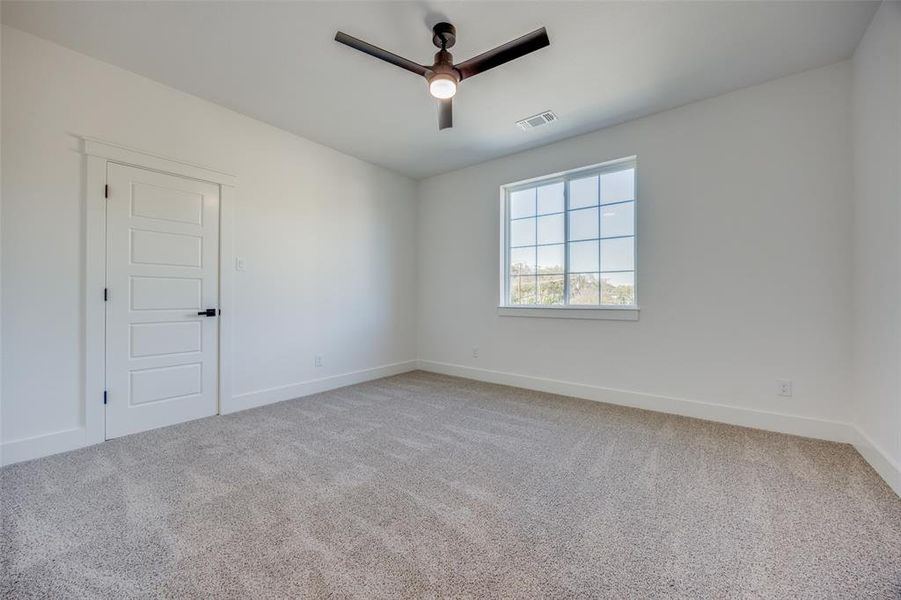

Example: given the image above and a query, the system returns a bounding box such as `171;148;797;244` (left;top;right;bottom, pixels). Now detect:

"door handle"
197;308;218;317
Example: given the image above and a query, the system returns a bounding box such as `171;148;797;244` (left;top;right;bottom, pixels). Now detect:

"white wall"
0;26;418;462
418;62;855;436
851;1;901;490
0;25;4;465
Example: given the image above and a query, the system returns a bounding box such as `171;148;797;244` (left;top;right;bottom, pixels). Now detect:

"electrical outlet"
235;257;246;271
314;355;323;368
472;346;479;359
777;379;793;397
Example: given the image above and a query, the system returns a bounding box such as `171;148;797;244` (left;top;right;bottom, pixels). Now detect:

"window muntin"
503;159;637;308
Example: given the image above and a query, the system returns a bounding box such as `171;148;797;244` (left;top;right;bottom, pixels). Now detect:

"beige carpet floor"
2;371;900;598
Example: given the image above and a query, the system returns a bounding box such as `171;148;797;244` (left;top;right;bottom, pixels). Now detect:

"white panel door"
106;163;220;439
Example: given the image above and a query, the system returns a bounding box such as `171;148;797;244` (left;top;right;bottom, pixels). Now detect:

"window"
501;158;637;316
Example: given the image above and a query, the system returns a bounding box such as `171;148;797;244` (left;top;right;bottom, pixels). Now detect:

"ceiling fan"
334;22;550;130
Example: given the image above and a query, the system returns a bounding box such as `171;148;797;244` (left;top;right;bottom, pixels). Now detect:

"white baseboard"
2;360;418;467
852;427;901;497
222;360;419;414
1;427;88;467
6;360;896;498
417;360;856;444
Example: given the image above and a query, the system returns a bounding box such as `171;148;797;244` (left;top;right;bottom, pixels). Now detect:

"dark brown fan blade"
438;98;453;130
335;32;429;77
455;28;549;81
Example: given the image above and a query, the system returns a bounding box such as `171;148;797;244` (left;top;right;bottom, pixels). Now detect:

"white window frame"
498;156;639;321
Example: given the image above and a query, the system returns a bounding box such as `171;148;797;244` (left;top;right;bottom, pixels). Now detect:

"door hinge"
103;390;108;405
104;288;108;302
104;184;109;198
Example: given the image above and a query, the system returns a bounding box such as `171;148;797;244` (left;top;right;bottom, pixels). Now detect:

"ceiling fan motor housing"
430;50;459;82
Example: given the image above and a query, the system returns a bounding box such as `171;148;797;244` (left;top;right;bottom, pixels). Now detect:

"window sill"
497;306;639;321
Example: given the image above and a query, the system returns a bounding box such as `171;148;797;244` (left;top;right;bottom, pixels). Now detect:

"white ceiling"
1;1;878;179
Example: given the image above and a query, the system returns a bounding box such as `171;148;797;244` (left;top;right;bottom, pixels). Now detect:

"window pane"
509;276;520;304
509;188;536;219
537;213;564;245
510;217;535;246
510;247;536;275
601;271;635;305
537;182;564;215
537;275;564;305
505;161;636;309
537;244;564;274
570;175;599;209
568;207;598;241
568;273;599;305
601;168;634;204
510;275;537;305
600;237;634;271
600;201;634;238
568;240;599;273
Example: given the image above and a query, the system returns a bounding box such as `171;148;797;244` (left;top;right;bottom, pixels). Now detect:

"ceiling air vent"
516;111;558;130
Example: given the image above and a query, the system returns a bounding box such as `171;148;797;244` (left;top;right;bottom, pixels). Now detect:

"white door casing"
105;163;220;438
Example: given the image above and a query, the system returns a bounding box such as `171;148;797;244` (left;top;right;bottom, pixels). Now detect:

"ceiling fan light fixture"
428;73;457;99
